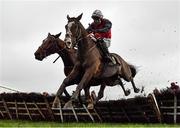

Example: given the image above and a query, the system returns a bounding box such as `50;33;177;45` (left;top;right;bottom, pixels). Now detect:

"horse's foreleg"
52;65;80;108
84;86;93;109
71;68;94;102
84;86;90;102
96;83;106;103
52;78;74;108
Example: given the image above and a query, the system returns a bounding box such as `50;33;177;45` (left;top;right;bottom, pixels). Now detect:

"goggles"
92;16;100;20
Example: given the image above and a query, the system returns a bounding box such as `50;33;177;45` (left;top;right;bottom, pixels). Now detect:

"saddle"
98;48;118;65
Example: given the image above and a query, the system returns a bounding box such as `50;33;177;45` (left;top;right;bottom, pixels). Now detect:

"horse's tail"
129;64;137;78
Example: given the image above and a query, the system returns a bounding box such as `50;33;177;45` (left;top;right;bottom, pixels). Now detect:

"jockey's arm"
95;19;112;33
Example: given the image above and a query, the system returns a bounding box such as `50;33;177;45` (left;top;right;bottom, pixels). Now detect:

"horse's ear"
67;15;70;20
77;13;83;21
48;32;51;37
55;32;61;38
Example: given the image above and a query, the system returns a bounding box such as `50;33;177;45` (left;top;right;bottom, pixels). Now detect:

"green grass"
0;119;180;127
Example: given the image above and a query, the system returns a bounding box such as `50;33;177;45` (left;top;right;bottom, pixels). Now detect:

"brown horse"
34;33;130;107
34;32;76;77
34;32;74;98
52;14;139;107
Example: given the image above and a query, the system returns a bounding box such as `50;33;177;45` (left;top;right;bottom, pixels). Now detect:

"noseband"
39;39;66;57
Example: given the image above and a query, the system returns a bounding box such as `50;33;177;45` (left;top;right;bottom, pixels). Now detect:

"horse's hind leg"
118;77;130;96
63;89;71;99
131;79;140;93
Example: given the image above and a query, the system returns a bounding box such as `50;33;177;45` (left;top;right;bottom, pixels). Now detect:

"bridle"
39;38;67;61
69;21;83;47
37;46;47;59
67;21;98;55
67;21;93;49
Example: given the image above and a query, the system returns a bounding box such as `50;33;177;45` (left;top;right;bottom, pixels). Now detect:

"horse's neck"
78;23;95;54
57;40;76;67
58;49;76;67
78;38;93;53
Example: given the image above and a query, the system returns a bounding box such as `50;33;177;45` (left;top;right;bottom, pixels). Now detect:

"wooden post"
43;97;54;120
0;110;4;118
121;107;130;122
15;100;19;119
148;93;162;123
59;102;63;123
173;94;177;124
83;104;95;122
23;101;32;120
93;108;102;122
33;101;45;119
71;106;79;122
2;98;12;120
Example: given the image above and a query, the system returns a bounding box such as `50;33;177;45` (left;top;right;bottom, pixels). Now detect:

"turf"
0;119;179;127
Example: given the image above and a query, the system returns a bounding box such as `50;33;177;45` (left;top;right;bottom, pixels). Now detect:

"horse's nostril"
66;34;70;37
34;52;39;57
67;41;71;44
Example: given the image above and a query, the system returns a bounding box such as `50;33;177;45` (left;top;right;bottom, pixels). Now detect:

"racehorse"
34;32;73;98
34;32;131;108
52;14;139;108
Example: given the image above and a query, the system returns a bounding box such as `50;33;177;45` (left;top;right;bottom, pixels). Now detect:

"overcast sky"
0;0;179;100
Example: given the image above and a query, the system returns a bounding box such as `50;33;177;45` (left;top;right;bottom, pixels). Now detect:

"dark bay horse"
52;14;139;107
34;32;74;98
34;32;76;78
34;33;130;108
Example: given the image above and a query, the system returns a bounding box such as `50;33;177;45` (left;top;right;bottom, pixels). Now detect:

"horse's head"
34;32;65;61
64;13;83;49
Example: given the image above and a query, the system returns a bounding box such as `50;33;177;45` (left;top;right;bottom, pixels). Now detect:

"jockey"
87;9;114;63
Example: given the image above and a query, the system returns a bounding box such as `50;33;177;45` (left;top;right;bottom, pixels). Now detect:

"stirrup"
104;56;111;62
105;56;116;64
111;57;116;64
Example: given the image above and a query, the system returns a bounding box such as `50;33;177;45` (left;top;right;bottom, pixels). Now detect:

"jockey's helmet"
91;10;103;19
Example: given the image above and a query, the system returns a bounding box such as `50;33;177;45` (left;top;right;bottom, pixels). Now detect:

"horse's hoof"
63;100;73;109
134;88;140;93
94;98;99;105
125;89;131;96
87;103;94;109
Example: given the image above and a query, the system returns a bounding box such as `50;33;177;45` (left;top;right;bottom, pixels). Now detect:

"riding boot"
99;42;114;63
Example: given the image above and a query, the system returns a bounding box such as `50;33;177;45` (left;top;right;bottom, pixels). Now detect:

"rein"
74;22;97;54
53;42;67;63
53;56;60;63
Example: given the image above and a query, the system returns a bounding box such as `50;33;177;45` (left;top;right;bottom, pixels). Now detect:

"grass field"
0;120;180;127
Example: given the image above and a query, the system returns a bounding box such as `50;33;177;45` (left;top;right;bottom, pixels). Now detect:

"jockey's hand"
97;38;103;43
94;33;101;38
89;33;95;38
